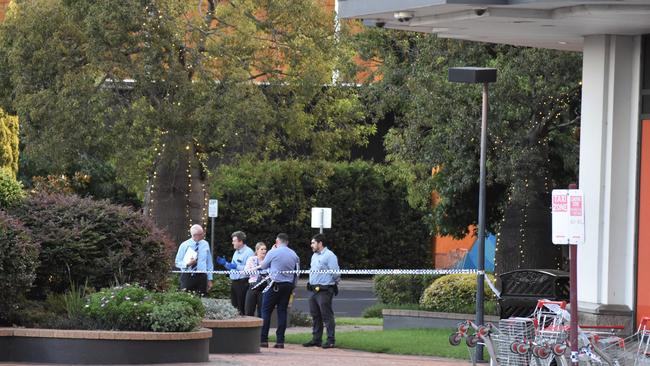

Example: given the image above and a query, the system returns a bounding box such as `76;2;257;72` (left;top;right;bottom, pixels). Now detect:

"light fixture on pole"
448;66;497;362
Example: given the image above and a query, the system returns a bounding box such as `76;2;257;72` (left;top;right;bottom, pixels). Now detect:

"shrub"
155;290;205;319
83;284;204;332
150;301;201;332
201;298;238;320
84;284;156;331
419;274;496;313
373;274;439;305
0;109;19;176
0;170;24;208
210;160;431;269
362;303;385;318
206;276;231;299
11;193;175;297
0;211;39;323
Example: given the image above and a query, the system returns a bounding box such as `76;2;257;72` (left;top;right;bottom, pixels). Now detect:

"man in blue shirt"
303;233;340;349
174;224;214;295
216;231;254;315
258;233;299;349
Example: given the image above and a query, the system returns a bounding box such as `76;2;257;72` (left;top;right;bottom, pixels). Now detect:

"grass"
336;317;382;326
271;328;480;359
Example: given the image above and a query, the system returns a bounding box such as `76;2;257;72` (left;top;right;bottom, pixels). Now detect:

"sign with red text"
552;189;584;245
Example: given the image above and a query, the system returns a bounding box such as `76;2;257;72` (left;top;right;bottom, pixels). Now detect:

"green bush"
207;276;231;299
84;284;155;331
83;284;204;332
150;301;201;332
210;160;431;269
0;109;19;176
0;211;39;323
373;274;439;305
11;193;175;297
419;274;496;313
0;170;24;208
362;303;386;318
201;298;238;320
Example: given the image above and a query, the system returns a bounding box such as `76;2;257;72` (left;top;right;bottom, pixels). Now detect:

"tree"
0;0;372;242
354;29;581;273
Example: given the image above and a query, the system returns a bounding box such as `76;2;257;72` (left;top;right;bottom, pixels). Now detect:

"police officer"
258;233;299;349
302;233;339;349
216;231;254;315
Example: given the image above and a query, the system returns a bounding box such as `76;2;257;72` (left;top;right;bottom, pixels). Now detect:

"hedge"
373;274;439;305
0;109;19;177
0;169;24;208
420;274;496;313
209;160;432;269
11;193;175;298
0;211;39;322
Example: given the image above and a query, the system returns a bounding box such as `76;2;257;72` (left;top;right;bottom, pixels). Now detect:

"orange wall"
433;226;476;268
637;119;650;325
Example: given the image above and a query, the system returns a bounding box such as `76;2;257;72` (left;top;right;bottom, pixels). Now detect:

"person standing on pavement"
244;242;268;317
258;233;300;349
303;233;340;349
174;224;214;296
216;231;254;315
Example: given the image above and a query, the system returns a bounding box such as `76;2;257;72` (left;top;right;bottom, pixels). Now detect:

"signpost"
311;207;332;234
551;186;583;366
208;199;218;256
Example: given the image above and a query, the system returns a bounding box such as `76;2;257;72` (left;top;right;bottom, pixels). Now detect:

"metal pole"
568;183;578;366
210;217;215;257
320;208;324;234
475;82;488;362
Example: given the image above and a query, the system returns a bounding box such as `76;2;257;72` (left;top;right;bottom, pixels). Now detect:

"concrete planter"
382;309;500;330
0;327;211;364
201;316;262;353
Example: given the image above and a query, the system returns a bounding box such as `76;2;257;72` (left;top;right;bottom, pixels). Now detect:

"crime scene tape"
171;268;501;297
171;268;482;276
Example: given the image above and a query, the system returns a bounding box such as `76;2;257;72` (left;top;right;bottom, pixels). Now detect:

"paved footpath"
0;344;469;366
207;344;469;366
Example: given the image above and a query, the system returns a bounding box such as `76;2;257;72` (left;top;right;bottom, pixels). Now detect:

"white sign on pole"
311;207;332;229
208;199;218;218
551;189;584;245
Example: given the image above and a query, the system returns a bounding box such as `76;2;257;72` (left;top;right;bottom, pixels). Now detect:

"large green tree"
355;29;581;273
0;0;372;242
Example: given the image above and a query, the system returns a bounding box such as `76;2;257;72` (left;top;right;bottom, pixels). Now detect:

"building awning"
338;0;650;51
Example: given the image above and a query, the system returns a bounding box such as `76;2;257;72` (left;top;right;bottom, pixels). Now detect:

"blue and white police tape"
171;268;501;297
171;268;482;276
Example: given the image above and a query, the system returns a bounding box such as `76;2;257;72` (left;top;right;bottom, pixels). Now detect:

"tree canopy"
354;29;582;272
0;0;373;240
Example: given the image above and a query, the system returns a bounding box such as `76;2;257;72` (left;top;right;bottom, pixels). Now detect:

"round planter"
0;327;211;364
202;316;262;353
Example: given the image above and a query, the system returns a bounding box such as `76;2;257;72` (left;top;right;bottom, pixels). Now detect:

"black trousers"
231;279;249;315
179;273;208;296
309;287;336;344
244;287;263;317
261;282;294;344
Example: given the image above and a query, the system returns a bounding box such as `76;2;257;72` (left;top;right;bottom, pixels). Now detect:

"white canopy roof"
338;0;650;51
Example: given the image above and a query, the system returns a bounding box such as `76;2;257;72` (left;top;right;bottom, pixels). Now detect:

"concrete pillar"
578;35;641;331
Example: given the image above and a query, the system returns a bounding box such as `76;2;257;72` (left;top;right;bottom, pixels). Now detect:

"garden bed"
0;327;211;364
382;309;499;330
201;316;262;353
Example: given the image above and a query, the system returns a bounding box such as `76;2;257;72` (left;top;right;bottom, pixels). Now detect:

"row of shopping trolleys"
449;300;650;366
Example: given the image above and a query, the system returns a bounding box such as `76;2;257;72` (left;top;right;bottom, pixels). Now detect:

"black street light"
448;67;497;362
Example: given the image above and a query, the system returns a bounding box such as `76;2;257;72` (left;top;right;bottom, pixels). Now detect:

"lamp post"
448;67;497;362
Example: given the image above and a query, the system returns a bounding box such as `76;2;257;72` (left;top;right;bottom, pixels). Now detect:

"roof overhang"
338;0;650;51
